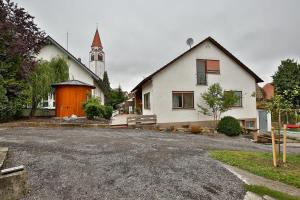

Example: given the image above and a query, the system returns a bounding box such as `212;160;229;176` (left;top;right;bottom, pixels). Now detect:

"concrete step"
0;147;8;169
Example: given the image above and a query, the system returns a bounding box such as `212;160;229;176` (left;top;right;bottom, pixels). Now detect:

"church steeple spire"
89;28;105;79
91;28;103;49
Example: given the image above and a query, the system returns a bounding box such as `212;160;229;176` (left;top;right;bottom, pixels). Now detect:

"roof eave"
131;36;263;91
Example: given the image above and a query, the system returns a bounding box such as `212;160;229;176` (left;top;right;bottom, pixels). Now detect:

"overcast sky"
14;0;300;91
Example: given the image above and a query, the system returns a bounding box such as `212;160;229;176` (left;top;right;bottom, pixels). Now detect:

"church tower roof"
91;29;103;48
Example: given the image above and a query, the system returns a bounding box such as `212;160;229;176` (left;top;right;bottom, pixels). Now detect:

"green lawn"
209;150;300;188
245;185;300;200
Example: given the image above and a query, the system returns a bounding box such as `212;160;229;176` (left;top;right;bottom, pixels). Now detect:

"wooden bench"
127;115;157;126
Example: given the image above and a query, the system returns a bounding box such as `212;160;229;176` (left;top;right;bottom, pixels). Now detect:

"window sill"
230;106;243;109
172;108;195;110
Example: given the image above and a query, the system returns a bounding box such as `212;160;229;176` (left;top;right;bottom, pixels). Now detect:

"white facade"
37;38;105;108
138;39;261;125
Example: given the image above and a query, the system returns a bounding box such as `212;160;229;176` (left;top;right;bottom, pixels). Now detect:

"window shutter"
206;60;220;73
196;60;206;85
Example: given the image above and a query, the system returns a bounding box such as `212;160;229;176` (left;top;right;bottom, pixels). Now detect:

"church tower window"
98;54;103;61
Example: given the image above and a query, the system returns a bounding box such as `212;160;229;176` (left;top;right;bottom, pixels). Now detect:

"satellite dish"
186;38;194;49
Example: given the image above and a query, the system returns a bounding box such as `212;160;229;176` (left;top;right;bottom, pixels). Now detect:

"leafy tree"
48;57;69;83
273;59;300;107
105;85;126;109
28;57;69;116
28;61;53;116
198;83;238;127
0;0;45;120
102;71;111;91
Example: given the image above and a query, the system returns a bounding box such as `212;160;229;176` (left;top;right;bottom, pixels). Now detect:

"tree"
198;83;238;127
273;59;300;107
28;57;69;116
102;71;111;91
28;61;53;116
48;57;69;83
105;85;126;109
0;0;45;120
265;93;293;163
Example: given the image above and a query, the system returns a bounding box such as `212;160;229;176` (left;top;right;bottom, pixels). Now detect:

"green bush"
83;96;113;120
83;97;102;120
103;106;113;119
217;116;242;136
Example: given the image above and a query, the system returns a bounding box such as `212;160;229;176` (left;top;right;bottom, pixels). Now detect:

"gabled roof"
91;29;103;48
131;36;263;92
44;36;108;95
52;80;96;89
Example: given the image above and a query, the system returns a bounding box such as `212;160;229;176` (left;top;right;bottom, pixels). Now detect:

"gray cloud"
14;0;300;91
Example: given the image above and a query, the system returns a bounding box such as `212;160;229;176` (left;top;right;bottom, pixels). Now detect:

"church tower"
89;28;105;79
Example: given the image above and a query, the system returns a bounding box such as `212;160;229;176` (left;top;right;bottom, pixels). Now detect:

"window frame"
144;92;150;110
196;59;207;85
172;91;194;109
225;90;243;107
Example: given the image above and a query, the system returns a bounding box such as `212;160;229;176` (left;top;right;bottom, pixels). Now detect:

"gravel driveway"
0;127;298;200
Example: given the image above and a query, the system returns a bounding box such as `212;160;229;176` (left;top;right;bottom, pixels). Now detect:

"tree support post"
283;124;287;163
271;127;277;167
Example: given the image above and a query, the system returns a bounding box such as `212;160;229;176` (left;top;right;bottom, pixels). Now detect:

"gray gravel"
0;127;299;200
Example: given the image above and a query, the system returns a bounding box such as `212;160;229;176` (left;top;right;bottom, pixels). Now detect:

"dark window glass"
196;60;207;85
233;91;242;107
172;93;182;108
98;54;103;61
91;54;94;61
144;92;150;109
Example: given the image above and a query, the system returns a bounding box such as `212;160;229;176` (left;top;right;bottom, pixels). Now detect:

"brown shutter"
206;60;220;73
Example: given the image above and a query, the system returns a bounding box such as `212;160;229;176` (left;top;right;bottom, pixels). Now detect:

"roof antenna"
96;22;98;30
186;38;194;49
66;32;69;51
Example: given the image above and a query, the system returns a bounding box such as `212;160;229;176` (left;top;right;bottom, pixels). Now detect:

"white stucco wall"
37;44;104;107
142;41;257;124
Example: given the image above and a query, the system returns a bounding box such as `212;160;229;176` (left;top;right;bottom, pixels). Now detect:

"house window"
196;59;220;85
42;101;49;108
246;120;255;129
172;91;194;109
144;92;150;109
224;91;242;107
196;60;207;85
91;54;94;61
233;91;242;107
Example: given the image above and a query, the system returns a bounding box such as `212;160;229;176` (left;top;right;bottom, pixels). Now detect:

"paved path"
223;164;300;197
0;127;299;200
110;114;136;126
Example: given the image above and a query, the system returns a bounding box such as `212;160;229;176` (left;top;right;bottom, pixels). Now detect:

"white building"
132;36;263;128
37;29;107;108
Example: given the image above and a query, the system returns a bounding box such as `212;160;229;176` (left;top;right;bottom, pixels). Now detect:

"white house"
131;36;263;128
37;29;107;108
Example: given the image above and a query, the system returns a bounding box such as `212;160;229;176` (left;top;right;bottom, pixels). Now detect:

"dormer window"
91;54;94;61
